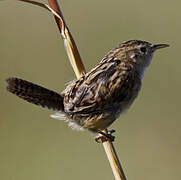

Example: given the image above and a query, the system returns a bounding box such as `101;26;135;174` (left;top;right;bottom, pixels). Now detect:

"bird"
6;40;169;141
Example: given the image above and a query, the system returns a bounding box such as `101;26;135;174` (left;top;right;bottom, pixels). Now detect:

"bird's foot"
95;129;115;143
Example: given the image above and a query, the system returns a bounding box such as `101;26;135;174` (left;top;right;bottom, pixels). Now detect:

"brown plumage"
6;78;64;111
6;40;169;133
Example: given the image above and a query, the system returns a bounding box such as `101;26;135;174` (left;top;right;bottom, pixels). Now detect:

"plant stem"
47;1;127;179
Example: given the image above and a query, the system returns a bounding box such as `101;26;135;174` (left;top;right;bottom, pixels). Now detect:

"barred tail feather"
6;77;64;111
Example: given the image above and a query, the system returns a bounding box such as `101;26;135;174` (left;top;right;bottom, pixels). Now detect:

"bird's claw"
95;129;116;143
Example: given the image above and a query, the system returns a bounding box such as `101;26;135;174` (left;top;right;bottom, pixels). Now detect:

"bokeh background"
0;0;180;180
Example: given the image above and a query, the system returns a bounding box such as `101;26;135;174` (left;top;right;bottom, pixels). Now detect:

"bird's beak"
152;44;169;52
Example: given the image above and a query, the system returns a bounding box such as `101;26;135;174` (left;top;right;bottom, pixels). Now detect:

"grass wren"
6;40;169;140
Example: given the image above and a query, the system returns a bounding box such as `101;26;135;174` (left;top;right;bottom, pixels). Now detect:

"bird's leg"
95;129;115;143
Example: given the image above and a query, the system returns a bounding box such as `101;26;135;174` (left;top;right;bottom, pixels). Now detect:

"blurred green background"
0;0;180;180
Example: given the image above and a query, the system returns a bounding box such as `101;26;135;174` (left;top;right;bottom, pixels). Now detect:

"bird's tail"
6;77;64;111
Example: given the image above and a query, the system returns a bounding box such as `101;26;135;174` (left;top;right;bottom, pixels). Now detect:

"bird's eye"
140;47;147;53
